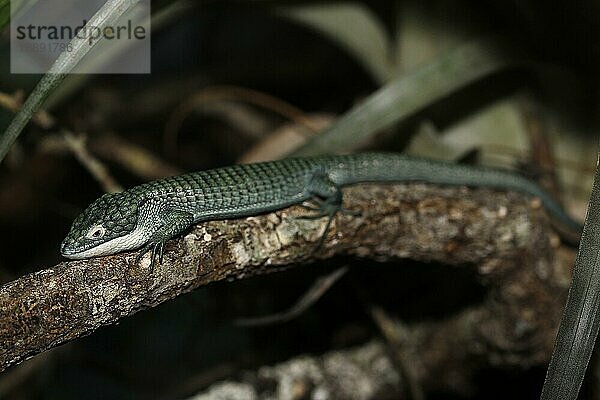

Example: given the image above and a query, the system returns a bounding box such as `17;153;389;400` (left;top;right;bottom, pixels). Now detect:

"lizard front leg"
135;208;194;269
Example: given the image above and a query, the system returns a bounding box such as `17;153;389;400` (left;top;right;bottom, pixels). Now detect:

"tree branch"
0;183;570;381
190;341;403;400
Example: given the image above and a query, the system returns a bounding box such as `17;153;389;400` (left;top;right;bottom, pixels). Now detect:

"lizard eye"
86;224;106;240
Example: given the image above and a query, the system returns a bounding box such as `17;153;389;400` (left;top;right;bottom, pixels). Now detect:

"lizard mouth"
61;239;111;259
60;234;107;259
60;227;149;260
60;239;89;259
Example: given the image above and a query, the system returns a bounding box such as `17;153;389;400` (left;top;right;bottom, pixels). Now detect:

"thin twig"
164;86;320;157
91;133;181;180
233;266;349;326
0;91;55;129
238;114;334;163
62;131;123;193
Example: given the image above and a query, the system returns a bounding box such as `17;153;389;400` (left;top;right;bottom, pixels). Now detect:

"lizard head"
61;192;143;259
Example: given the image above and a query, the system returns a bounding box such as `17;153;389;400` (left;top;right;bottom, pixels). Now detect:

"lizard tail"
326;152;583;236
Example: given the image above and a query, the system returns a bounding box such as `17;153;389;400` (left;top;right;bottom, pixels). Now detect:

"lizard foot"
135;240;166;272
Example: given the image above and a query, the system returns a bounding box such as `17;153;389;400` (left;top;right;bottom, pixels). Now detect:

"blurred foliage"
0;0;8;30
279;3;394;83
0;0;39;30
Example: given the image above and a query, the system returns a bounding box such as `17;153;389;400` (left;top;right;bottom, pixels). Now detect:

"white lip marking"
63;224;150;259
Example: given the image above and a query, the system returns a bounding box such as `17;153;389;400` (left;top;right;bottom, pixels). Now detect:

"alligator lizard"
61;152;582;263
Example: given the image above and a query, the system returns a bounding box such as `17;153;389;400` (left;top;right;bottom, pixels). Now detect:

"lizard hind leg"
297;173;359;251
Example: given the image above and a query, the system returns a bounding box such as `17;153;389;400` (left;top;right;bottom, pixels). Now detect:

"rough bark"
0;183;572;392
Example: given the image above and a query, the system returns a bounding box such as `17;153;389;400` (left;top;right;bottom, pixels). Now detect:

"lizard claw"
135;242;152;265
134;240;166;272
158;241;165;264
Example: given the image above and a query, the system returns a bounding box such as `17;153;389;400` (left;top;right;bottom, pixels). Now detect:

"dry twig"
0;91;55;129
233;265;349;326
61;131;123;193
164;86;320;157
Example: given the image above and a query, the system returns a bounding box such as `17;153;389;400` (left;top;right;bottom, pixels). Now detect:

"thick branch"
190;341;403;400
0;183;569;379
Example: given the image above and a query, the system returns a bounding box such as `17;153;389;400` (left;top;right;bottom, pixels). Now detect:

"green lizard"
61;152;581;264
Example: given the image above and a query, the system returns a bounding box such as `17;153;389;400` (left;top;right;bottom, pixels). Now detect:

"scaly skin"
61;153;581;263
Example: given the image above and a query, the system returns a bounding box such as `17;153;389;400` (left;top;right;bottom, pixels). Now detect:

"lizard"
61;152;582;265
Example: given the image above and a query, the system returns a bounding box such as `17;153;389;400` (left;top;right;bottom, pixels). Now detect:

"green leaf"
0;0;142;164
0;0;8;30
1;0;41;31
290;39;524;157
540;156;600;398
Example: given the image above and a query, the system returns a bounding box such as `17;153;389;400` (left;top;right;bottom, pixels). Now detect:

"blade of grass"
0;0;34;31
0;0;141;164
0;0;8;30
44;0;193;110
289;39;524;157
541;151;600;398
